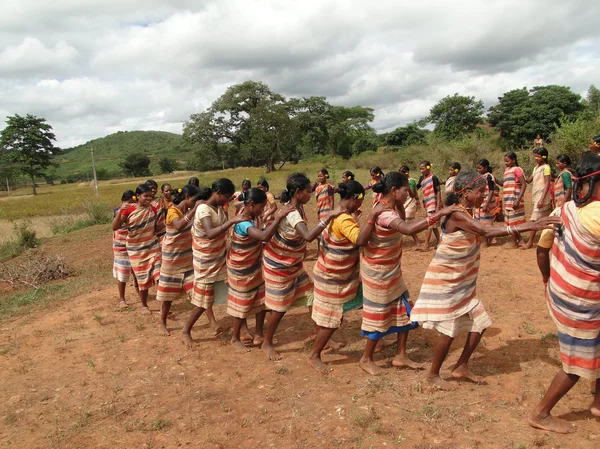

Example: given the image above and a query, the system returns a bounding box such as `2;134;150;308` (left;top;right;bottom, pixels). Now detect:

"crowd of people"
111;138;600;435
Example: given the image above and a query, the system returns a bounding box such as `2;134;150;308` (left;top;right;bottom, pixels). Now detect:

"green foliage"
489;85;585;148
158;157;179;174
548;115;600;165
0;114;59;195
0;221;39;262
383;123;428;147
583;84;600;119
119;153;151;177
426;94;484;140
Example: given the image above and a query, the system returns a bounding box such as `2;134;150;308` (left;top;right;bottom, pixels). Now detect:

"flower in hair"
178;188;182;193
354;193;364;200
132;195;137;201
454;169;459;173
426;165;431;170
542;155;547;159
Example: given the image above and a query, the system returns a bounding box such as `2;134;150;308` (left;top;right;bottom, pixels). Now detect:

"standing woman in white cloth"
411;169;561;390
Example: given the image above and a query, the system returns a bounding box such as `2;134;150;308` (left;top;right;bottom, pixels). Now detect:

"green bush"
0;221;39;262
82;200;113;225
548;116;600;166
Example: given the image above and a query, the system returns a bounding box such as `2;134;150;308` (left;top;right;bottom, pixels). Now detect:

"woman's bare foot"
119;300;127;309
502;242;519;249
253;335;265;346
324;339;345;350
261;343;281;361
159;323;171;336
374;338;395;353
231;339;250;353
426;373;457;391
359;358;384;376
528;411;575;434
307;356;332;373
211;322;227;336
451;365;486;383
392;355;425;370
141;306;152;315
181;332;195;348
241;330;254;344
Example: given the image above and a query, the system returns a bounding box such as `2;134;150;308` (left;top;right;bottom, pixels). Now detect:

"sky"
1;0;599;148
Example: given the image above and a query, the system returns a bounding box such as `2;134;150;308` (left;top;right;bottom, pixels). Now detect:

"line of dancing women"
111;146;599;435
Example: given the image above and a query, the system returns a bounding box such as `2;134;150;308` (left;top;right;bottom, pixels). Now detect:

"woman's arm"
294;206;344;242
111;205;128;230
170;203;200;232
246;204;294;242
515;174;526;207
201;213;247;239
387;205;461;235
262;201;278;220
537;247;551;283
538;171;551;208
448;212;561;238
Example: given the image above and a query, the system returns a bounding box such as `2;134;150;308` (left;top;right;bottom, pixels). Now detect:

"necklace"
379;199;393;209
458;203;474;218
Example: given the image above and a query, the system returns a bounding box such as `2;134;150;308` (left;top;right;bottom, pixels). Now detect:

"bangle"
367;219;375;225
185;214;192;223
318;220;327;228
507;226;512;235
426;215;437;227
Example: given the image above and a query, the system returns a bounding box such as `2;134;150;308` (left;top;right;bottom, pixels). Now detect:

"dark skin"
112;191;156;315
230;201;294;353
307;195;383;373
158;194;199;336
261;185;344;361
358;184;462;376
423;182;561;390
554;160;573;203
181;191;248;348
529;179;600;434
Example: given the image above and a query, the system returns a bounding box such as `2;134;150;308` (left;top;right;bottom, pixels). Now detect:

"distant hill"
52;130;195;181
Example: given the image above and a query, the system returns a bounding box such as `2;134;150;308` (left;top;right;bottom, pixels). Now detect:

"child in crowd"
553;154;574;208
112;190;138;308
445;162;461;193
416;161;442;250
399;165;420;246
364;166;384;205
502;152;527;248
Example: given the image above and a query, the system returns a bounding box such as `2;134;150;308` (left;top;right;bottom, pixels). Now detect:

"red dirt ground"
1;204;599;449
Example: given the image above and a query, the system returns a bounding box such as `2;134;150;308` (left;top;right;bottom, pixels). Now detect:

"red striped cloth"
421;174;437;213
503;166;526;226
112;227;132;283
315;183;334;221
124;205;161;290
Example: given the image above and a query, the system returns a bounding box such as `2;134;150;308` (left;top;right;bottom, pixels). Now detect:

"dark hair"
370;166;383;177
238;187;267;205
188;177;200;187
574;152;600;206
337;180;365;200
280;173;311;203
449;162;462;173
342;170;355;181
399;165;410;174
242;179;252;189
556;154;572;166
593;135;600;144
135;183;153;196
319;168;330;179
534;147;549;162
173;184;200;205
211;178;235;196
256;178;270;191
372;171;409;194
420;160;432;169
145;179;158;189
161;183;172;192
445;168;487;206
195;187;213;202
121;190;135;202
505;152;519;167
478;158;492;174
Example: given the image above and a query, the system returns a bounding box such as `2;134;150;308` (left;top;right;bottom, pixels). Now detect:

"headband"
574;169;600;181
455;175;486;194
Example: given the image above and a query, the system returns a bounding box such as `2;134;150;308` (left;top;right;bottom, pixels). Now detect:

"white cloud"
0;0;599;146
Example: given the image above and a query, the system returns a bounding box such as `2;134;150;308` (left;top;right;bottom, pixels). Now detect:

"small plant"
275;365;291;375
523;323;537;335
87;360;95;370
541;332;558;343
93;314;102;324
118;333;125;343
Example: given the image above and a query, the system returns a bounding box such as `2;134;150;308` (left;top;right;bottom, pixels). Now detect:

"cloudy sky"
1;0;599;148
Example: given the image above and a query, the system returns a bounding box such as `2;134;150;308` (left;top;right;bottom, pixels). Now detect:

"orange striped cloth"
315;183;334;220
156;207;194;302
191;204;228;309
445;176;456;193
546;201;600;379
123;205;161;290
360;209;417;337
112;225;132;283
421;174;437;213
411;215;492;338
475;173;497;226
227;217;266;319
553;169;572;209
531;164;552;221
312;214;361;328
152;197;166;242
503;166;526;226
263;207;313;312
232;191;246;216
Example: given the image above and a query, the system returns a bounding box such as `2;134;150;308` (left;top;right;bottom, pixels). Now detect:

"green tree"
383;123;428;147
426;94;484;140
488;85;584;148
0;114;59;195
158;157;178;174
584;84;600;118
119;153;151;177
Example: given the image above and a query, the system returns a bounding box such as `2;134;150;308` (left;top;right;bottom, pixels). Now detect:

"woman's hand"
529;216;562;231
275;204;294;220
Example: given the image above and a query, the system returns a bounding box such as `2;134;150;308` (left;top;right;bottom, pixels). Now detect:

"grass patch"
0;221;39;262
0;284;69;318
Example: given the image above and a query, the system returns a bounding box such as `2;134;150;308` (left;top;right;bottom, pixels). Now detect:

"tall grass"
0;221;40;262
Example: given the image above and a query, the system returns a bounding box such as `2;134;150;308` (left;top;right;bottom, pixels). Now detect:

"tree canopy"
426;94;484;140
0;114;59;195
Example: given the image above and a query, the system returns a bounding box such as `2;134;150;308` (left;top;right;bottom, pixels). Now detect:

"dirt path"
1;234;599;448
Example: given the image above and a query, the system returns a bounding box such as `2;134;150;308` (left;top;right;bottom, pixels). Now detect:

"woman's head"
317;168;330;184
477;159;492;175
336;180;365;213
238;187;268;218
241;179;251;191
369;166;383;180
574;152;600;206
172;184;201;207
590;135;600;154
145;179;158;195
419;161;432;175
504;152;518;167
342;170;355;183
555;154;572;170
188;176;200;187
256;178;270;192
121;190;136;203
135;184;154;206
211;178;236;206
534;147;549;164
448;162;461;176
399;165;410;176
280;173;312;204
161;183;173;199
445;168;487;208
372;171;410;204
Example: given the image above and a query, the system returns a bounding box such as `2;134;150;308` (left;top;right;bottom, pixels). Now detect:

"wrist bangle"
318;219;327;228
185;214;192;223
542;277;549;285
367;219;375;225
